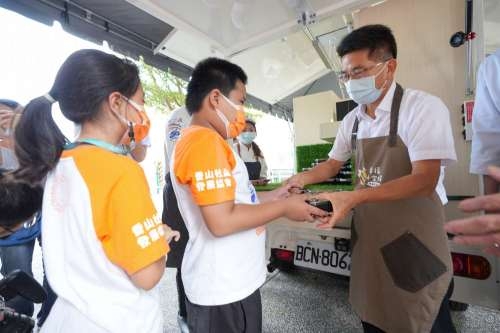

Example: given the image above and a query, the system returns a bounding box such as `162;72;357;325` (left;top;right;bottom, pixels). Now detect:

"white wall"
293;91;340;146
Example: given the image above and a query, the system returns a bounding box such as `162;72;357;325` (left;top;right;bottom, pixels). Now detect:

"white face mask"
238;132;257;145
345;63;388;105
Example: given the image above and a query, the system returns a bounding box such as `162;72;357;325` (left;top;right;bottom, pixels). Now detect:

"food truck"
2;0;499;312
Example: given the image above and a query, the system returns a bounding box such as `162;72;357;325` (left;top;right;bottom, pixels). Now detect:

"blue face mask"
345;63;387;105
238;132;257;145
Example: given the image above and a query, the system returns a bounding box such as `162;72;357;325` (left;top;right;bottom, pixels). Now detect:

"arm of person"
176;132;329;238
107;163;169;290
445;166;500;256
129;257;166;290
316;93;456;227
316;159;441;228
200;194;328;237
288;115;352;188
288;158;345;188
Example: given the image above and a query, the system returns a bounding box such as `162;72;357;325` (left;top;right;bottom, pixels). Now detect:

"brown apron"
349;84;452;333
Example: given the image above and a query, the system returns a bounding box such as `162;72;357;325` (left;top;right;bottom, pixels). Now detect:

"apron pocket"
381;232;447;293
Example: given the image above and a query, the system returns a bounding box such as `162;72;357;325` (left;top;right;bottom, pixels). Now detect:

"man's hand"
445;166;500;256
314;191;360;229
286;159;345;192
286;173;306;190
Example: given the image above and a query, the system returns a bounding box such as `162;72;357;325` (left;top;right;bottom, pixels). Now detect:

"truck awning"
0;0;376;120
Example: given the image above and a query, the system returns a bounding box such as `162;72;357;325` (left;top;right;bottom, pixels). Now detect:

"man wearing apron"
288;25;457;332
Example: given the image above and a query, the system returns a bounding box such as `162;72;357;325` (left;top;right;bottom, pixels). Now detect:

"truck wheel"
449;301;469;312
277;263;294;273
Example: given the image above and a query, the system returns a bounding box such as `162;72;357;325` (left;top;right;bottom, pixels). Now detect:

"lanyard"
64;138;130;155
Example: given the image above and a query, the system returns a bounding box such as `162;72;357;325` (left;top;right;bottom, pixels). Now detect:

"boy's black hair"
185;58;247;115
337;24;397;61
0;173;43;228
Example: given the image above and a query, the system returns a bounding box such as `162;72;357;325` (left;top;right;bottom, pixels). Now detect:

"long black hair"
14;49;140;183
0;171;43;228
236;119;263;159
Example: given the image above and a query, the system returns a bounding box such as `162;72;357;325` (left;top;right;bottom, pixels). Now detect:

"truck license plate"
294;240;351;276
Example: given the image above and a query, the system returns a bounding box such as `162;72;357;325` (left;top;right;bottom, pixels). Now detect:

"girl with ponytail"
13;49;176;333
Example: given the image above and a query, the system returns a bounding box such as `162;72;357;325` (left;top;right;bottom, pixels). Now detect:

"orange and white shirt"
171;126;266;306
40;145;168;333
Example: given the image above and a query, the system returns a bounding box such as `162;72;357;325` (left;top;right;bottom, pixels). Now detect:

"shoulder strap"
351;117;360;151
388;83;404;147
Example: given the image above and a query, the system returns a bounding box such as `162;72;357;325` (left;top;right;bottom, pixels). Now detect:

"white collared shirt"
329;81;457;204
233;142;268;178
470;49;500;175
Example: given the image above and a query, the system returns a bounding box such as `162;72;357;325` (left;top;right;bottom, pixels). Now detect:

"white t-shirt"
470;49;500;175
329;81;457;204
164;106;190;168
41;146;168;333
171;126;266;306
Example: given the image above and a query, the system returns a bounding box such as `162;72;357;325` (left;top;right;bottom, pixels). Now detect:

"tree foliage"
138;58;187;113
138;58;265;123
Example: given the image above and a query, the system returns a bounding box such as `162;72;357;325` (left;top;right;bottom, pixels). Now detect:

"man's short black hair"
186;58;247;115
0;173;43;228
337;24;397;61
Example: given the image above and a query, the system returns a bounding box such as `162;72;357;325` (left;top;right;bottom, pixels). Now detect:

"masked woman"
234;119;269;185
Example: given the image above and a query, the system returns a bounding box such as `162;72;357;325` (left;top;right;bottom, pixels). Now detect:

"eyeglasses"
337;60;391;83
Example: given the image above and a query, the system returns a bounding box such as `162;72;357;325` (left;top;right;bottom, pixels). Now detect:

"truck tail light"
452;252;491;280
272;249;294;263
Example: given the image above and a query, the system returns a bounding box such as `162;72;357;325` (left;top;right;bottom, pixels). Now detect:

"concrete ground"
28;245;500;332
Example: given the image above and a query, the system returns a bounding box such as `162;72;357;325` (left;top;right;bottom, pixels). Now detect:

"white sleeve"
470;62;500;174
260;156;268;178
404;95;457;165
328;116;353;162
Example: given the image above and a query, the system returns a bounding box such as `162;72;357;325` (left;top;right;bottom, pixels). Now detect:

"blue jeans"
0;239;36;316
0;239;57;326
